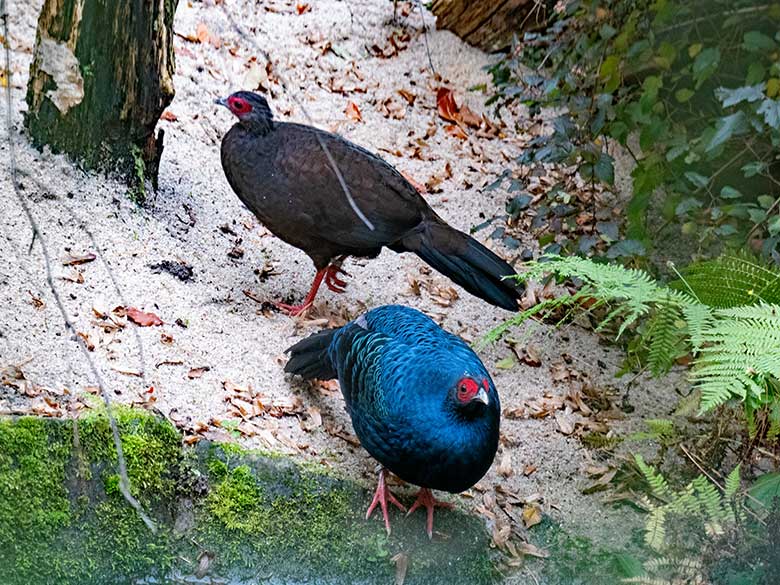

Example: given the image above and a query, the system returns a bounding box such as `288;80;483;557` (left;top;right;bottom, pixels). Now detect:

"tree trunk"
430;0;551;53
25;0;176;194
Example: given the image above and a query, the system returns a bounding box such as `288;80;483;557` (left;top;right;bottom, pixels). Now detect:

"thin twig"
1;0;156;533
219;0;374;232
414;0;437;78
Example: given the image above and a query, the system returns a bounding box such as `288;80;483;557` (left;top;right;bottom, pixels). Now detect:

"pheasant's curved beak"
214;97;229;108
473;388;489;406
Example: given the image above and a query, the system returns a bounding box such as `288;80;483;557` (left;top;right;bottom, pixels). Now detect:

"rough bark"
25;0;176;190
430;0;551;53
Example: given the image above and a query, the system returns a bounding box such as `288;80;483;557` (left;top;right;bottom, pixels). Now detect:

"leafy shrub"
489;0;780;260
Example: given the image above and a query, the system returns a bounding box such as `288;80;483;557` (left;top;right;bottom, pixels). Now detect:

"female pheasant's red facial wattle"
456;377;489;404
228;96;253;117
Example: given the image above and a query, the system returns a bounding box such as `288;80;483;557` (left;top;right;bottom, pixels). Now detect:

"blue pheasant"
284;305;500;537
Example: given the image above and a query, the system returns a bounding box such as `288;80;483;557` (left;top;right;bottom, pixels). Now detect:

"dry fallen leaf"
125;307;164;327
516;540;550;558
498;451;513;478
444;124;468;140
345;101;362;122
554;410;576;435
458;104;482;128
77;332;95;351
160;110;178;122
522;503;543;528
62;268;84;284
296;3;311;14
242;59;270;91
391;552;409;585
300;405;323;431
436;87;459;122
397;89;416;106
379;96;405;119
62;252;96;266
188;366;210;379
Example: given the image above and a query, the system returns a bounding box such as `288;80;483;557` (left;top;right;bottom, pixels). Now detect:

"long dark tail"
396;221;523;311
284;328;338;380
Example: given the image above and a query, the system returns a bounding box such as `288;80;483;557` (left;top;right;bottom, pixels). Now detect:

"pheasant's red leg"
365;468;406;535
406;488;454;539
274;268;327;316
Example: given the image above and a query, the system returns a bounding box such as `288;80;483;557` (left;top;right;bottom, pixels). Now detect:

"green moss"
77;406;181;501
0;411;498;585
0;410;179;584
129;145;147;205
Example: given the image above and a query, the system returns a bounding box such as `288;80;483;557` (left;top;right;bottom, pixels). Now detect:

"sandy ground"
1;0;682;577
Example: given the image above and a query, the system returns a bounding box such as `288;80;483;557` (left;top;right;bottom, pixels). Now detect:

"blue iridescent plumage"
285;305;500;535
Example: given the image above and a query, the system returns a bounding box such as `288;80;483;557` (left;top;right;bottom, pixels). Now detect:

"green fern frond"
635;454;670;499
667;483;699;516
477;294;574;348
675;254;780;308
724;465;741;499
644;507;667;551
646;303;684;375
622;578;671;585
693;476;729;529
692;303;780;410
683;303;715;352
622;578;670;585
769;400;780;441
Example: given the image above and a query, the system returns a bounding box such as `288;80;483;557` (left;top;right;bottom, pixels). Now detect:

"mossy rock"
0;408;498;585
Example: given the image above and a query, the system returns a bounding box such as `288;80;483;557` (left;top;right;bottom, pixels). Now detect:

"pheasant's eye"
229;97;252;114
455;378;479;403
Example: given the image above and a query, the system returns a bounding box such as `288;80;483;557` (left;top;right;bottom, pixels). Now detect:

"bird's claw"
324;263;350;294
273;300;313;317
406;488;453;539
365;469;406;535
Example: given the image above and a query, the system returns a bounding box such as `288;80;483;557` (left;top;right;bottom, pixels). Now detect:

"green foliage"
674;254;780;307
490;254;780;418
631;455;744;584
631;419;678;447
692;303;780;411
489;0;780;260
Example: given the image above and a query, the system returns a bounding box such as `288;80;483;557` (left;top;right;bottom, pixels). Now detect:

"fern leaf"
646;303;684;375
692;303;780;411
724;464;741;499
676;254;780;308
683;303;715;352
621;578;669;585
622;578;669;585
635;454;670;499
644;507;667;551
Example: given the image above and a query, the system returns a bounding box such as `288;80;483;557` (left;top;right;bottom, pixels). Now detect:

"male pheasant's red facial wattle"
228;96;252;117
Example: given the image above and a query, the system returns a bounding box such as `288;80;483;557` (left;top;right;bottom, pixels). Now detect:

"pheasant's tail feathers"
409;223;523;311
284;328;338;380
